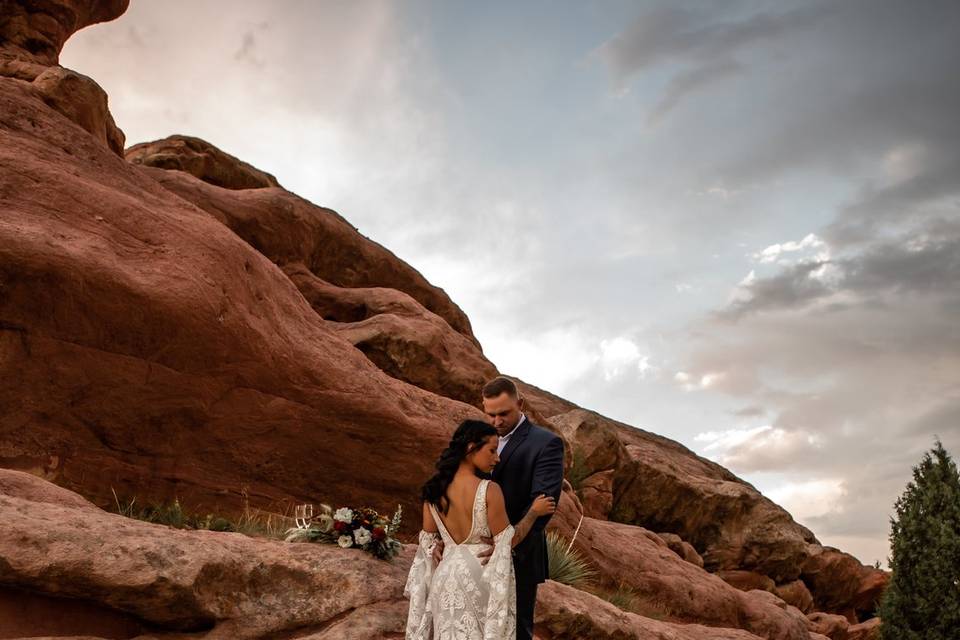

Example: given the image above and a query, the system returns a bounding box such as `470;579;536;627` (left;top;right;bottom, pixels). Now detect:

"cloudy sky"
62;0;960;568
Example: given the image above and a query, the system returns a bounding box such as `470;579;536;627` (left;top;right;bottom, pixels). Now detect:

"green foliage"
601;582;636;610
109;487;290;539
593;582;668;620
878;439;960;639
546;530;597;588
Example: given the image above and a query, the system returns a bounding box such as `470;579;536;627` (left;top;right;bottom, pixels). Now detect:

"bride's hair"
420;419;497;514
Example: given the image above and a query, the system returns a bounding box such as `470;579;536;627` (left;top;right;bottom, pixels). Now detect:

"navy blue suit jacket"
487;415;564;584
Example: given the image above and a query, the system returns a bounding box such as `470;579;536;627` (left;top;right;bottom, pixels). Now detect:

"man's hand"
477;535;494;565
431;538;445;565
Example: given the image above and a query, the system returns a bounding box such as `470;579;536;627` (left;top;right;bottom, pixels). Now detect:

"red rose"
372;527;386;541
334;520;348;533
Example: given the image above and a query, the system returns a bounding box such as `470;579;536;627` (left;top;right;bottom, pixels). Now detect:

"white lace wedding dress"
404;478;517;639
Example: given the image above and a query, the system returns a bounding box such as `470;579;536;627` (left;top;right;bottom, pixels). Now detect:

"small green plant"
546;530;597;588
602;582;636;610
593;581;669;621
109;486;292;539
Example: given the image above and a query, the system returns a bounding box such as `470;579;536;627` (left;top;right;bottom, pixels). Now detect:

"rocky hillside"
0;1;886;638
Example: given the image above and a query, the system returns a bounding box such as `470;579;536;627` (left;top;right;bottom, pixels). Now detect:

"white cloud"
600;336;642;380
751;233;825;265
765;477;847;520
695;425;825;471
489;325;601;392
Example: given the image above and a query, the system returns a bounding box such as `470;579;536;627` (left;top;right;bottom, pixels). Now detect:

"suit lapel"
494;416;531;480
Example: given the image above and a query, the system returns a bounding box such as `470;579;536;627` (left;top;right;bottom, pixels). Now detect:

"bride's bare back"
433;474;482;544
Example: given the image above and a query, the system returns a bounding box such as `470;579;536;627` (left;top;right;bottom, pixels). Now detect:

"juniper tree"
879;439;960;639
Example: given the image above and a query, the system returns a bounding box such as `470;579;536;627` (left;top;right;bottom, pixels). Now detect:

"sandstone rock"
0;72;477;529
31;66;125;155
551;409;627;481
536;580;766;640
0;468;98;511
0;468;412;638
0;586;145;639
1;469;824;640
578;469;614;519
611;419;818;582
775;579;815;614
0;0;129;69
658;531;705;568
807;612;850;640
126;135;280;190
131;162;478;345
800;546;888;620
718;570;777;593
549;409;627;519
285;263;497;405
516;379;580;421
548;489;811;640
845;618;880;640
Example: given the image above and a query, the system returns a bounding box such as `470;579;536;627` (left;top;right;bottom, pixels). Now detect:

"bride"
404;419;556;639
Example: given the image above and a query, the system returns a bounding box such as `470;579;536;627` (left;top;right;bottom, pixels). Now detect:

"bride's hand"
431;537;444;565
531;493;556;516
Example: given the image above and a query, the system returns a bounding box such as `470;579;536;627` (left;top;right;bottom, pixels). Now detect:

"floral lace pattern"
404;479;517;639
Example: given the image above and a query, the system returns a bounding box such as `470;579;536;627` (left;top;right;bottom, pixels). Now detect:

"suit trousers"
514;557;539;640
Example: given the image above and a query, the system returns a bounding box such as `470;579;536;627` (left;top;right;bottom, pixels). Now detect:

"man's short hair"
482;376;519;399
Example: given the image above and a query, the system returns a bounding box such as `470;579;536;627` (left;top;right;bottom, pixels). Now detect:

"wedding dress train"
404;478;517;639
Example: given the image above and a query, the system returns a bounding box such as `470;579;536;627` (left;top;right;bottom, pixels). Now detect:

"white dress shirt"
497;413;526;455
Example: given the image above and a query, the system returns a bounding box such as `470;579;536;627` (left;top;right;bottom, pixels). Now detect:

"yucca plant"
546;530;597;588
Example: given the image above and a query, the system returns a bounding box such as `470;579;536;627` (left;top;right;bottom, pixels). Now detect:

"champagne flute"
294;504;305;529
304;503;314;527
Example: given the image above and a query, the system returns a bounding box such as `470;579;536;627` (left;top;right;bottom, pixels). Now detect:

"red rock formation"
0;0;129;75
548;487;812;640
1;468;834;640
800;546;889;623
718;570;778;593
535;581;768;640
126;135;280;190
807;612;851;640
0;63;479;528
130;162;478;346
0;468;414;638
775;579;815;614
0;0;889;635
845;618;880;640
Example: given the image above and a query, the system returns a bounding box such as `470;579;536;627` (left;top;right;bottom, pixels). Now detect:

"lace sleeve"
404;530;438;639
481;524;516;640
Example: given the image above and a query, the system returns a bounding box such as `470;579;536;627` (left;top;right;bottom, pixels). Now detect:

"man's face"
482;392;522;436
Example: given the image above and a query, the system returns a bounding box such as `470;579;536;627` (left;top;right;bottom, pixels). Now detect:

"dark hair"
482;376;519;399
420;419;497;514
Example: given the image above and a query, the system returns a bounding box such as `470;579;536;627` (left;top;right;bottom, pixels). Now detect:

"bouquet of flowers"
285;503;403;561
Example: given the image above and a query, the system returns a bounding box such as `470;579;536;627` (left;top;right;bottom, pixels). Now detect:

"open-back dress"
404;478;517;639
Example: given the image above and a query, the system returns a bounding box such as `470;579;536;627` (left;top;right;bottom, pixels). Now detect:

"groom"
480;376;564;639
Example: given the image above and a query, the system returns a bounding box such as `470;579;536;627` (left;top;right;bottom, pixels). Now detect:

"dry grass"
110;486;294;539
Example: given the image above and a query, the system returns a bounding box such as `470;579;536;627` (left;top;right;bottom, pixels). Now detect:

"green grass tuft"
592;581;669;621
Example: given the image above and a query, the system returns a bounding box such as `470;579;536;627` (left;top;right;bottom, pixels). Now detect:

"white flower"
333;507;354;523
337;535;353;548
353;527;372;545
